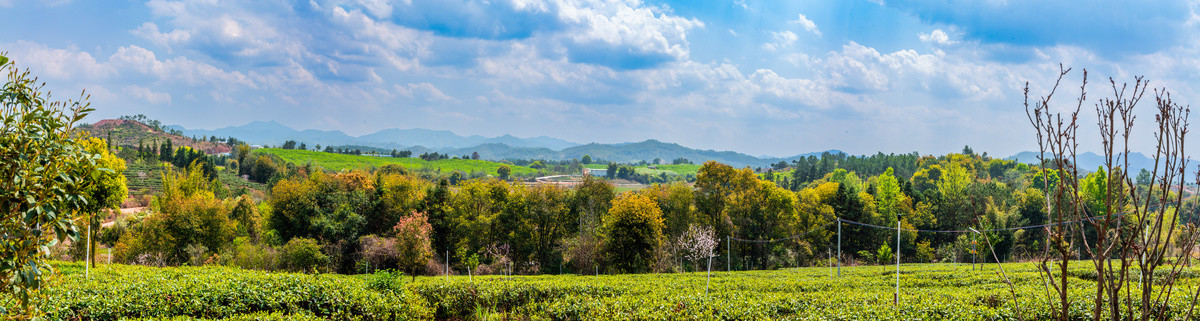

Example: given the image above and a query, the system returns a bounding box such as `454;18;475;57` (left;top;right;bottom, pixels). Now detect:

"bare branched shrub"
1027;66;1198;321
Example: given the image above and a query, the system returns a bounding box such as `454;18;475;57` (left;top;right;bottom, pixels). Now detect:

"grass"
261;148;539;177
24;261;1200;320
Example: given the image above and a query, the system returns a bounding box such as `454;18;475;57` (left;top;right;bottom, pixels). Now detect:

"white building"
584;168;607;177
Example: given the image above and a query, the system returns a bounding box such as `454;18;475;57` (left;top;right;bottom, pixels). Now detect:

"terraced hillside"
80;119;233;154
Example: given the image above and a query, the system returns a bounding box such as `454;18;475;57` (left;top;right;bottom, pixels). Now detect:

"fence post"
726;235;731;272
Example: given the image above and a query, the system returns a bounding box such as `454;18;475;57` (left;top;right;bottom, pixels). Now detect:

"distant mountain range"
1007;151;1168;174
167;121;580;150
168;121;840;167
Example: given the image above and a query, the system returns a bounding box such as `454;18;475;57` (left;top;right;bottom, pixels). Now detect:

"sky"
2;0;1199;158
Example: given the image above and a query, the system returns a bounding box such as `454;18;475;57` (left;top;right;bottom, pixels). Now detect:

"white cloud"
555;0;705;68
793;13;821;37
123;85;172;104
919;29;956;46
2;41;115;80
762;30;798;51
108;45;256;88
395;82;455;102
131;22;191;52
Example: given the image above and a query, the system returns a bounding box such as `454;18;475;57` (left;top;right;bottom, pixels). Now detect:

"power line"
729;221;835;243
834;196;1190;234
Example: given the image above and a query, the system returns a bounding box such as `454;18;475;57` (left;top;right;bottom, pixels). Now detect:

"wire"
834;196;1191;234
729;221;836;243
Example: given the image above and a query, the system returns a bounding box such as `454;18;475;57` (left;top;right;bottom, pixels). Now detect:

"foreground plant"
0;54;100;317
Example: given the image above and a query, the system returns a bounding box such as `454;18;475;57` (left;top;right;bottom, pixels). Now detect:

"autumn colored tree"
394;212;434;280
603;193;665;273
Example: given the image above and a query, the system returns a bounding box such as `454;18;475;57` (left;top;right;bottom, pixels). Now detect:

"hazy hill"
81;119;232;154
170;121;579;150
1008;151;1161;173
168;121;848;168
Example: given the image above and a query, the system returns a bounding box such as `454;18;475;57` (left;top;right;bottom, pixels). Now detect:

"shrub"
365;269;406;294
225;237;279;270
281;237;329;273
359;234;400;272
877;243;894;264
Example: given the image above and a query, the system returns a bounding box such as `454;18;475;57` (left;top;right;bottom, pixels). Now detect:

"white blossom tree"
677;224;718;294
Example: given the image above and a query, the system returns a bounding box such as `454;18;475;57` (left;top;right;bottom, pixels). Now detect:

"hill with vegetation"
260;148;540;178
170;121;580;150
80;118;234;155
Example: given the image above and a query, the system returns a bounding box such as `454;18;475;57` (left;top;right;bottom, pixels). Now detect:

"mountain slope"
83;119;232;154
172;121;580;151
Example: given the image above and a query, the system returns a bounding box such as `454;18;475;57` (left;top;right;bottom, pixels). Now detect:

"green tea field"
261;148;539;177
12;261;1196;320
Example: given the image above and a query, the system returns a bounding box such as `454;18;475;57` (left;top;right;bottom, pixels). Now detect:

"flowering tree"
677;224;717;270
394;211;434;281
676;224;718;294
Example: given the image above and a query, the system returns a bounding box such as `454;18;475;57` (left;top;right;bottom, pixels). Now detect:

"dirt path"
101;207;146;228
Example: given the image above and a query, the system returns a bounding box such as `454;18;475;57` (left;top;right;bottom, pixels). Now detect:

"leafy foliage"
0;54;101;316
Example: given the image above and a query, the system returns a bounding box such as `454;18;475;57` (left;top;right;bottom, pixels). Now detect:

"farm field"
261;148;539;177
13;261;1195;320
585;163;703;176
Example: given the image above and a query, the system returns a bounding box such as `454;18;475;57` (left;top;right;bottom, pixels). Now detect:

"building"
584;168;607;177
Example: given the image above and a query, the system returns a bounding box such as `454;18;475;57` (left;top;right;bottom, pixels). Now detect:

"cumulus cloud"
123;85;172;104
131;22;191;52
108;45;256;88
919;29;955;45
2;41;115;80
793;13;821;37
762;30;798;51
555;0;704;69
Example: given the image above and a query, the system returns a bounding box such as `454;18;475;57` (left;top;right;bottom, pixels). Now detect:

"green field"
585;163;703;176
14;261;1195;320
261;148;539;177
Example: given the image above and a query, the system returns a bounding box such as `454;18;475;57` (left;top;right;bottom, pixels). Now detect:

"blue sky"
2;0;1198;157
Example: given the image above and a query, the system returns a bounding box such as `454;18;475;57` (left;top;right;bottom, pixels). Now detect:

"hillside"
417;141;842;168
171;121;580;150
81;119;233;154
261;148;540;177
168;120;854;167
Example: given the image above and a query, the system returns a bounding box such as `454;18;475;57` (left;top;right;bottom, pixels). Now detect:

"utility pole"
972;233;977;271
894;214;901;305
837;218;841;277
86;223;91;279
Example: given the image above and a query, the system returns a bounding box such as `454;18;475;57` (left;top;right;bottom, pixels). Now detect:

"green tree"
497;165;511;180
876;167;901;217
79;137;128;268
603;193;665;273
581;155;592;164
0;54;101;315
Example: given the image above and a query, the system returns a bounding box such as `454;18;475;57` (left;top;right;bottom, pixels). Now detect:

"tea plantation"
9;261;1200;320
